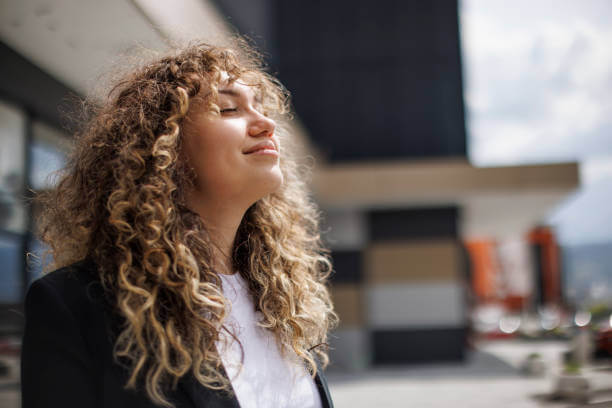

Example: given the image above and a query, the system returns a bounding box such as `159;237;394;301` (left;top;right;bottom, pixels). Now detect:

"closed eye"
220;107;238;114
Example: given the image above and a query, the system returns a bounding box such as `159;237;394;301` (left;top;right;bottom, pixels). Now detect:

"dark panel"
372;327;466;364
531;243;544;307
330;250;363;284
274;0;467;162
369;207;459;242
0;41;79;128
209;0;277;59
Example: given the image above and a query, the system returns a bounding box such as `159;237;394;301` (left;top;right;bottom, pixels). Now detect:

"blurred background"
0;0;611;407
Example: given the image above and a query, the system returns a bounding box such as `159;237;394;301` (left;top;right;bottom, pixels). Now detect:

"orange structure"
465;240;499;301
466;227;562;313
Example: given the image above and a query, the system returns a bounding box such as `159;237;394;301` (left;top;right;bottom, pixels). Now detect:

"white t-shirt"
216;272;323;408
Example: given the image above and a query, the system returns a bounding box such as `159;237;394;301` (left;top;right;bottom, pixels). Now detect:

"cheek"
185;123;231;162
184;125;246;186
198;121;242;149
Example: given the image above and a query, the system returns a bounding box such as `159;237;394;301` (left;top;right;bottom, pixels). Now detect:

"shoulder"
25;258;108;326
21;259;110;407
35;258;98;288
30;258;101;300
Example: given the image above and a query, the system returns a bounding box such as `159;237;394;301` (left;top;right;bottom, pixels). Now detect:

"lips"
243;141;278;154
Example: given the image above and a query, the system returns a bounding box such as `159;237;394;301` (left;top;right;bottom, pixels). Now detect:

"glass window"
26;237;49;285
0;231;22;303
0;100;26;233
30;121;72;191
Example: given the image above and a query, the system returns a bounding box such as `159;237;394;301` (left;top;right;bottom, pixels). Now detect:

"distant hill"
549;178;612;245
561;242;612;307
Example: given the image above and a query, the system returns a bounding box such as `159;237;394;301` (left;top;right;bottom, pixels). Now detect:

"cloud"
547;176;612;245
461;0;612;166
582;156;612;185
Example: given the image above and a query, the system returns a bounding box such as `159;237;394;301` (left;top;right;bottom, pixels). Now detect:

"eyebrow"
218;88;263;104
218;89;240;97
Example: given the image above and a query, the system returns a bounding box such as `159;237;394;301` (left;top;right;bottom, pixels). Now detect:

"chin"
256;167;284;197
266;168;284;192
243;164;284;204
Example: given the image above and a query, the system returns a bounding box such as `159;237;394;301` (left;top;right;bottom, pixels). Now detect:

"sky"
460;0;612;246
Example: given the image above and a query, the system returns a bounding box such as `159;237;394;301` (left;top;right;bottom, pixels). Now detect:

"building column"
366;207;468;364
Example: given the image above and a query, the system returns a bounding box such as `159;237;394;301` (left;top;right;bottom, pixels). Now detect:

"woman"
21;42;337;408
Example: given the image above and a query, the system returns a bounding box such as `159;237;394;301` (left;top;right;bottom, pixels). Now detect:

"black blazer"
21;259;334;408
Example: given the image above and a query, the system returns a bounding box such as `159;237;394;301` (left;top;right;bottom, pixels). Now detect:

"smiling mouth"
245;148;279;157
243;141;278;155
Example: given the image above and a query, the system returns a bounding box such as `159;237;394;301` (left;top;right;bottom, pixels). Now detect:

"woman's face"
181;77;283;207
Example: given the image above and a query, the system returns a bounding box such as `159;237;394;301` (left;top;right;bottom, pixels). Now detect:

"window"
0;231;22;303
30;121;71;191
0;100;26;233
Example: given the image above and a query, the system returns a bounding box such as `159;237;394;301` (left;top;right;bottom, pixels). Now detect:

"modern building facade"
0;0;579;374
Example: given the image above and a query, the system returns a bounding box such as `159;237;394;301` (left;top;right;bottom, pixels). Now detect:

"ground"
327;339;612;408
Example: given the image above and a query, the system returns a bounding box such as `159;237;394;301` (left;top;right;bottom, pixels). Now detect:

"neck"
186;194;249;275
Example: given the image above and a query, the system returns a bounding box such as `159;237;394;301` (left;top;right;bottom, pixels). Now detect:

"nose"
248;110;276;138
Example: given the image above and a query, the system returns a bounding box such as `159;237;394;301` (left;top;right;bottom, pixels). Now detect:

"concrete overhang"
312;159;580;239
0;0;315;153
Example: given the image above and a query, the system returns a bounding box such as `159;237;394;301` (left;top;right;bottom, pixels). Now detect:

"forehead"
218;70;264;97
218;79;261;101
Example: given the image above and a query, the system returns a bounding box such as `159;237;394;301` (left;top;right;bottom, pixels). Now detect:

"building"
0;0;578;372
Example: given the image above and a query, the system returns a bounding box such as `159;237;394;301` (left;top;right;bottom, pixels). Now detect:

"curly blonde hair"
36;41;337;407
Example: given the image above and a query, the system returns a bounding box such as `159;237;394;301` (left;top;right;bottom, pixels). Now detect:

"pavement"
326;339;612;408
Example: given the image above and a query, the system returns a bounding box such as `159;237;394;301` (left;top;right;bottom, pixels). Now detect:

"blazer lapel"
177;367;241;408
179;367;332;408
80;261;240;408
314;362;334;408
79;259;331;408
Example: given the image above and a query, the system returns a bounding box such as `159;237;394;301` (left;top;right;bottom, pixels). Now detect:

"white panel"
321;209;367;250
134;0;231;43
497;237;534;296
328;328;370;372
366;282;465;329
0;0;167;95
